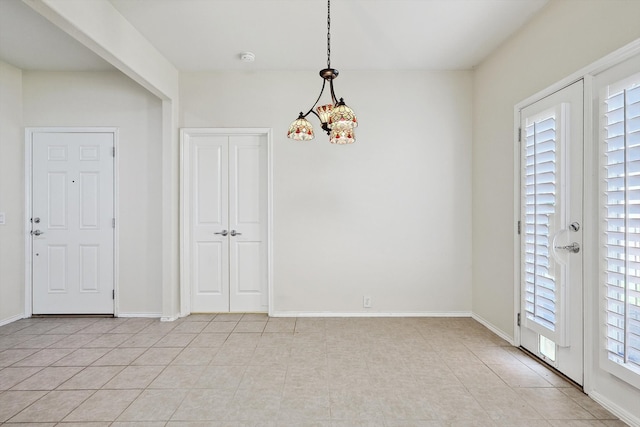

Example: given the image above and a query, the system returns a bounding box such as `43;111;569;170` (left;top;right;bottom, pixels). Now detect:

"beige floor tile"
92;348;146;366
265;320;296;333
170;347;216;365
103;365;163;389
58;366;124;390
234;321;267;333
84;334;134;348
11;366;82;390
211;313;244;322
450;363;508;387
559;388;618;420
0;349;38;367
148;365;206;388
241;313;269;321
63;389;141;421
13;334;68;349
187;332;229;348
225;390;281;420
138;321;178;335
517;388;596;420
52;348;111;367
109;319;155;335
117;389;188;421
48;333;101;349
132;347;182;365
118;333;164;348
488;363;554;388
172;321;208;334
329;388;382;420
0;390;48;422
203;321;238;333
468;385;543;420
194;364;246;389
225;332;262;348
279;395;331;421
211;347;255;365
8;389;93;422
12;348;74;367
111;422;167;427
171;388;235;420
0;367;43;390
153;333;197;347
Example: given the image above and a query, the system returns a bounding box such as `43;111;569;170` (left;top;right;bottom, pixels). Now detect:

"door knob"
32;230;44;236
569;222;580;232
230;230;242;236
214;230;228;236
555;242;580;253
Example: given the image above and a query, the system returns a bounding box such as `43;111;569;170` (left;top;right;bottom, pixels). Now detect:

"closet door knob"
214;230;228;236
230;230;242;236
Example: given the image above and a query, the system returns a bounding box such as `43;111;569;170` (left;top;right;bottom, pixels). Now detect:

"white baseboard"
118;312;162;319
589;390;640;427
471;312;515;345
160;315;179;322
269;311;472;318
0;313;25;327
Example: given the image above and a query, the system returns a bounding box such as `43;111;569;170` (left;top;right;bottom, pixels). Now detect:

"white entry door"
519;80;584;385
183;130;268;313
30;130;115;314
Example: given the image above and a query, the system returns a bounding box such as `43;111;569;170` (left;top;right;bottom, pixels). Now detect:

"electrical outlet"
363;296;372;308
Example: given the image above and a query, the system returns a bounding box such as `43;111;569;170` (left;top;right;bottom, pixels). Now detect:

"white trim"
161;315;179;322
582;73;595;394
472;312;515;345
270;311;472;318
0;313;25;328
24;127;119;317
589;390;640;427
118;312;162;318
180;128;273;317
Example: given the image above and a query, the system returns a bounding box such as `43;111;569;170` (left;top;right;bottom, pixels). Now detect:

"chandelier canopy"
287;0;358;144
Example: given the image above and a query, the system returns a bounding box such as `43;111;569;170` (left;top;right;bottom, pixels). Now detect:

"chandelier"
287;0;358;144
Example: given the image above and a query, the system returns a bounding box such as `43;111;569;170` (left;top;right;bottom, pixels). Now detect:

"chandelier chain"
327;0;331;68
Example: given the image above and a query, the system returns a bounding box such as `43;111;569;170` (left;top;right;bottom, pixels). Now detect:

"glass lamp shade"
316;104;334;124
328;101;357;131
287;116;315;141
330;128;355;145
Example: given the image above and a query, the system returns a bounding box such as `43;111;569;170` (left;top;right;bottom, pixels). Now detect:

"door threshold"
518;346;583;390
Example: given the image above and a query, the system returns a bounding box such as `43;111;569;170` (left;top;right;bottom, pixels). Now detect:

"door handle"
554;242;580;253
230;230;242;236
214;230;228;236
31;230;44;236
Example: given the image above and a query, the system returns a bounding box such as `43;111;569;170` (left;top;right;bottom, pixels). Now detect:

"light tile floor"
0;315;627;426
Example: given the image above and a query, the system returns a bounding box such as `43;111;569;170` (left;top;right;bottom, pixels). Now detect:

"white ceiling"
0;0;549;72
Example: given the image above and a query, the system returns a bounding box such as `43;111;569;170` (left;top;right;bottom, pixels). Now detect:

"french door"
182;129;268;313
519;80;584;385
29;129;115;314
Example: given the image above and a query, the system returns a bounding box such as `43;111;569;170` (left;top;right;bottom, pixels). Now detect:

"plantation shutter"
521;104;570;346
603;79;640;373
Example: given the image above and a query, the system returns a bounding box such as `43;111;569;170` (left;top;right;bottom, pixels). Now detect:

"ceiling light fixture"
287;0;358;144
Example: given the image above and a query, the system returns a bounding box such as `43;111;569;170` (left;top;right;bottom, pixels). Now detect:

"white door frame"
24;127;119;317
513;39;640;393
180;128;273;317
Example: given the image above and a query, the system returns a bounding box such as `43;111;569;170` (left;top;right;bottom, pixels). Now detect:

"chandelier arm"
329;78;338;104
301;79;328;118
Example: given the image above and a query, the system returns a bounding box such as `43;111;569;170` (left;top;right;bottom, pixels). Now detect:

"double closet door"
183;130;268;313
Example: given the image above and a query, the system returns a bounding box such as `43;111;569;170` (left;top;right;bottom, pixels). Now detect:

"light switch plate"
0;212;5;225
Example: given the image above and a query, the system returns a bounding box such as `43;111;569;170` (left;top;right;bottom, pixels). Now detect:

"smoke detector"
239;52;255;63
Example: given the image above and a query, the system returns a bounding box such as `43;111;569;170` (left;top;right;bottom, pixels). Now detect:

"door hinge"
112;218;115;228
112;290;115;300
517;220;521;235
112;147;115;157
517;313;521;327
518;127;522;142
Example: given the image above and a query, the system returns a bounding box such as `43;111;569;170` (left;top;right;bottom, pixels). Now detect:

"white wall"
0;61;24;325
22;71;163;316
181;70;473;314
473;0;640;422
